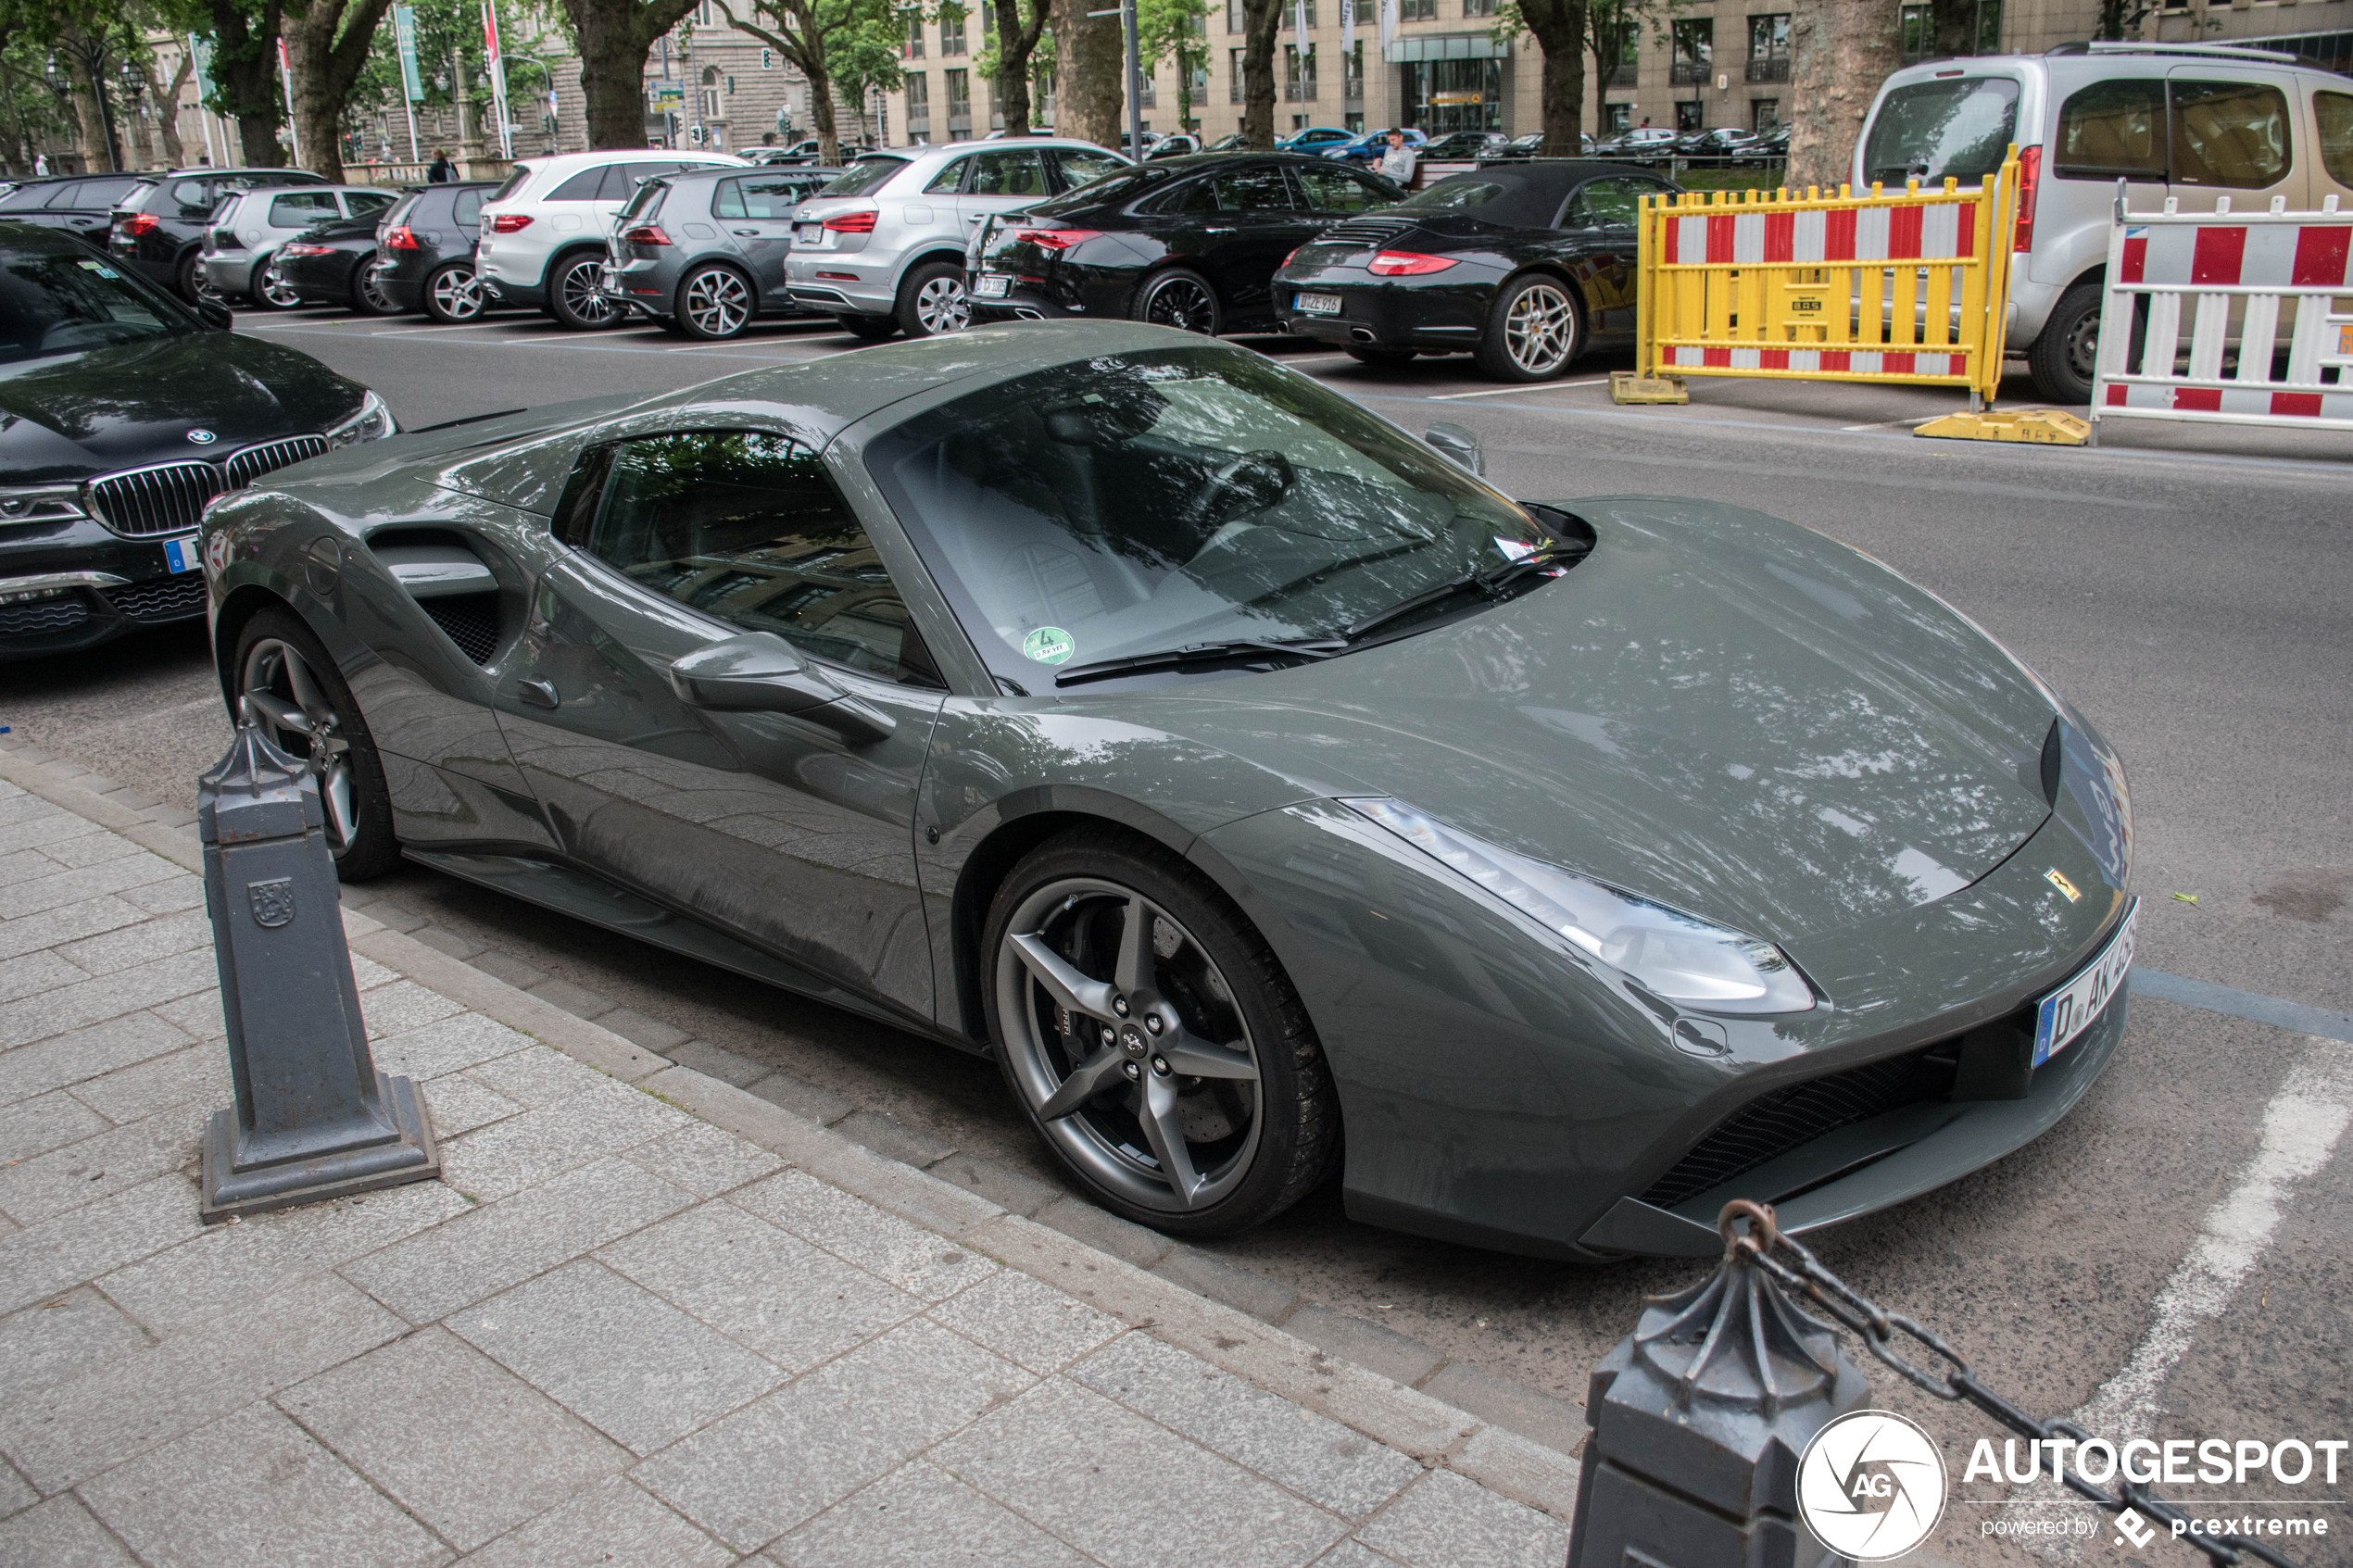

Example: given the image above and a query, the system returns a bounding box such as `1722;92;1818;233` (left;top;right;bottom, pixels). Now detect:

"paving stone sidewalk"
0;757;1580;1567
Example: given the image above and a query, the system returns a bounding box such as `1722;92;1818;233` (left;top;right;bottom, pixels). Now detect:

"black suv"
109;167;327;300
370;180;497;322
0;174;144;246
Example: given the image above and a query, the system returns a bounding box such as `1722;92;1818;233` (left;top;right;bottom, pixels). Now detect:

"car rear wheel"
1345;345;1416;367
896;260;970;336
422;262;485;323
175;252;205;304
233;608;400;881
2028;282;2102;406
837;312;900;341
677;263;754;340
985;829;1340;1236
1475;273;1582;382
547;251;623;329
1132;268;1221;335
251;265;304;311
350;254;400;316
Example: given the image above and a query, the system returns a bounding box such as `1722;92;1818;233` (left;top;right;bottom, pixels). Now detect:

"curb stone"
0;734;1590;1519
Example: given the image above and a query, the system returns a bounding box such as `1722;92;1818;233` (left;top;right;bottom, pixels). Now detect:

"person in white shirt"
1377;130;1416;186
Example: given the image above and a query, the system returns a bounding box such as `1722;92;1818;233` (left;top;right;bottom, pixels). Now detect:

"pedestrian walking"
32;153;47;176
1377;129;1416;186
427;147;454;182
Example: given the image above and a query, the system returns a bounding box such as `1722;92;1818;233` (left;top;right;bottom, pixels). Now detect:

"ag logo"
1796;1409;1947;1561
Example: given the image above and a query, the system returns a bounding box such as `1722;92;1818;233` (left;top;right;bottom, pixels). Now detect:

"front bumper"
0;521;208;659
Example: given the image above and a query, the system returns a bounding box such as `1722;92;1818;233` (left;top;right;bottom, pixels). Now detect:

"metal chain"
1717;1201;2309;1568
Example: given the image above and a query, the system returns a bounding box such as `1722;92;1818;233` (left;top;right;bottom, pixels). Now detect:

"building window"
1463;0;1494;16
941;6;968;55
1670;19;1712;85
1604;101;1632;132
1751;97;1779;132
1398;0;1436;19
906;12;925;56
1746;14;1790;82
701;66;722;122
946;67;972;125
1230;45;1245;101
1342;39;1364;100
1676;97;1703;131
1602;31;1637;88
1285;43;1316;101
906;70;931;131
1227;0;1242;30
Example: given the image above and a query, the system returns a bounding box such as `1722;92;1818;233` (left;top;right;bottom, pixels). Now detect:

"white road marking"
1430;378;1610;400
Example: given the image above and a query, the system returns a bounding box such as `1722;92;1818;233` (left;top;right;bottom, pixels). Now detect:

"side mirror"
195;297;235;332
667;631;895;744
1423;422;1484;476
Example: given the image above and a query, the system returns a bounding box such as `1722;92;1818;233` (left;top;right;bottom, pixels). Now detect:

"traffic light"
761;47;774;68
688;124;706;144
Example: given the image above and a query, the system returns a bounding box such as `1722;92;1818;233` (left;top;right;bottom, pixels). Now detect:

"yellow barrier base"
1609;371;1689;406
1913;408;2091;445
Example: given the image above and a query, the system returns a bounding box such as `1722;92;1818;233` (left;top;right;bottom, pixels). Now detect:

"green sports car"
199;322;2134;1260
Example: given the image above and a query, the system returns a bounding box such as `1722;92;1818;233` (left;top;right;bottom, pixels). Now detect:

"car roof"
645;163;845;182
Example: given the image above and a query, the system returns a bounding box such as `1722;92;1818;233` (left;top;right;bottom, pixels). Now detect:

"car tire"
232;608;401;882
546;250;623;329
422;261;486;324
350;254;401;316
175;251;206;304
896;259;970;337
676;262;755;340
249;262;305;311
837;313;900;341
1474;271;1583;382
2028;282;2102;406
1345;345;1417;367
1130;267;1221;335
983;827;1340;1236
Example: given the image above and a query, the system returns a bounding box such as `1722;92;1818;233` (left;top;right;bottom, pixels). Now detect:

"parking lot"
9;301;2352;1563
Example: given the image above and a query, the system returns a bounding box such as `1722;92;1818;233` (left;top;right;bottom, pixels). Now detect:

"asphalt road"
10;307;2349;1564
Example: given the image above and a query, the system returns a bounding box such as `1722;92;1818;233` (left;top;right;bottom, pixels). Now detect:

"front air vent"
87;463;224;538
0;595;92;635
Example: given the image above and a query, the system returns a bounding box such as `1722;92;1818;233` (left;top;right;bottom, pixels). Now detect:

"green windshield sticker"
1022;626;1076;665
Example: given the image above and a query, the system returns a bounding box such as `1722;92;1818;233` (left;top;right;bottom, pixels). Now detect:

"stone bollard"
1567;1205;1871;1568
197;709;439;1222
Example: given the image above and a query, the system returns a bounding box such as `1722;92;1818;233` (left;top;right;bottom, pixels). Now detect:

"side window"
2171;79;2291;189
734;177;803;218
1568;178;1662;228
1052;147;1126;189
713;177;749;219
170;179;212;212
2319;92;2353;187
345;190;396;217
548;166;609;200
581;431;942;687
1290;164;1381;213
924;156;973;194
1212;166;1297;210
269;191;339;228
453;187;484;226
969;149;1048;196
2055;80;2166;180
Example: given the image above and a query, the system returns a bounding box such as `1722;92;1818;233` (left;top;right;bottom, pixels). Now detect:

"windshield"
817;157;906;197
0;246;190;365
488;164;534;202
1862;77;2021;184
865;346;1555;687
1038;162;1180;210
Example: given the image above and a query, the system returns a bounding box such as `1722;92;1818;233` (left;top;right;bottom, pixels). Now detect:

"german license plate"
161;537;200;574
2033;898;2135;1066
1296;292;1342;315
974;273;1012;298
794;223;824;245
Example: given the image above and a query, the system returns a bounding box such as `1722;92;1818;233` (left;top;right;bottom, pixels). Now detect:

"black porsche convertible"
0;222;393;659
1274;161;1681;382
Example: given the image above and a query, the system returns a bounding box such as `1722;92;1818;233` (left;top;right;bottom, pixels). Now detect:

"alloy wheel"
430;266;485;321
259;270;303;308
559;257;620;326
239;638;360;851
357;261;397;314
1142;274;1216;334
996;877;1264;1213
684;268;751;337
912;271;969;334
1503;281;1576;375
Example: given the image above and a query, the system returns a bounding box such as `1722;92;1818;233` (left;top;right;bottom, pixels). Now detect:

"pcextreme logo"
1797;1410;1949;1562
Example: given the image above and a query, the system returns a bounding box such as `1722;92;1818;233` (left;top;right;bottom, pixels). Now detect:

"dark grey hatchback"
600;166;841;339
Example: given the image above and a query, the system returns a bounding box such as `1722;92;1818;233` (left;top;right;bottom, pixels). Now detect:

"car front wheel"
547;252;623;329
985;829;1340;1236
233;608;401;881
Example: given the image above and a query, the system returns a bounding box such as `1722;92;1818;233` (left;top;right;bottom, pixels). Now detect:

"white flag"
1341;0;1354;63
1294;0;1307;57
1378;0;1396;49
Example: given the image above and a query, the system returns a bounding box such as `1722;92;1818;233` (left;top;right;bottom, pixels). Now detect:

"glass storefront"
1401;58;1502;132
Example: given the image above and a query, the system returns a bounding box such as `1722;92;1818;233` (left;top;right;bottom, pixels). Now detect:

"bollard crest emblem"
247;877;296;927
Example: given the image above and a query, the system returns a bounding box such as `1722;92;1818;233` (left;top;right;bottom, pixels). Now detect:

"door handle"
732;228;761;235
514;677;560;709
1203;226;1236;233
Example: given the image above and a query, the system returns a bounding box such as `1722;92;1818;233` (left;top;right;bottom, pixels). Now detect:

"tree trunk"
158;56;191;167
69;82;114;172
992;0;1049;134
561;0;699;148
209;0;291;167
287;0;396;182
1051;0;1122;148
1786;0;1897;192
1239;0;1277;147
455;52;480;157
1519;0;1585;154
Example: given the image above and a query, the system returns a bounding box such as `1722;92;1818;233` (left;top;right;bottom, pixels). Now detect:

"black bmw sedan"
268;212;403;315
969;154;1402;335
0;223;394;659
1274;161;1678;381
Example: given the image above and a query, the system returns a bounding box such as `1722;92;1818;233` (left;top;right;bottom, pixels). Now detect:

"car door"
1188;162;1312;315
1561;175;1670;336
491;427;950;1016
715;173;799;297
958;147;1052;240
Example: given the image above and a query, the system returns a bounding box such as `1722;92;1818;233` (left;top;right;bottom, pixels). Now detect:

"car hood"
1131;496;2058;947
0;331;366;484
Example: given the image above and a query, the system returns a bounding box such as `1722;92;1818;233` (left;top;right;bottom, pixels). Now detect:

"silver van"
1855;42;2353;402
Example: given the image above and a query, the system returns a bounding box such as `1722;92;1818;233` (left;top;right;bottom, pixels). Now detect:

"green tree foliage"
1134;0;1205;132
971;0;1048;134
713;0;898;160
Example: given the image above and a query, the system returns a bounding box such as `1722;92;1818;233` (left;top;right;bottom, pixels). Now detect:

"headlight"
0;485;89;523
1346;797;1816;1015
324;389;396;447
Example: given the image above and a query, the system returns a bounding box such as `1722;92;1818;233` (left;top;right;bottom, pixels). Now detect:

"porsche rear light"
1280;247;1299;268
384;225;422;249
823;208;878;233
120;213;159;236
1013;227;1100;251
2012;144;2040;253
280;244;333;257
1366;251;1457;276
488;213;534;233
623;224;673;245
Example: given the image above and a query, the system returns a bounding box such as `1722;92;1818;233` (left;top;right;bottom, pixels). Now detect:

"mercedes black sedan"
268;212;403;315
969;154;1402;336
0;224;393;659
1274;161;1678;381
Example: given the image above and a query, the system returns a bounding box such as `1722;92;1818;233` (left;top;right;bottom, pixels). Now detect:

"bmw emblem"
186;428;218;445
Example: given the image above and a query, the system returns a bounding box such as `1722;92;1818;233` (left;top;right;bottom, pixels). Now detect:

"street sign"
650;82;686;111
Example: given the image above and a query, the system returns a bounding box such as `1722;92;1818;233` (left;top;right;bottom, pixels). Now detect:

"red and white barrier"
1658;202;1982;266
2091;191;2353;435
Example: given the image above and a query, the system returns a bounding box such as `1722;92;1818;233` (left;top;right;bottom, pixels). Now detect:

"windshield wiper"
1342;542;1586;644
1053;636;1346;687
